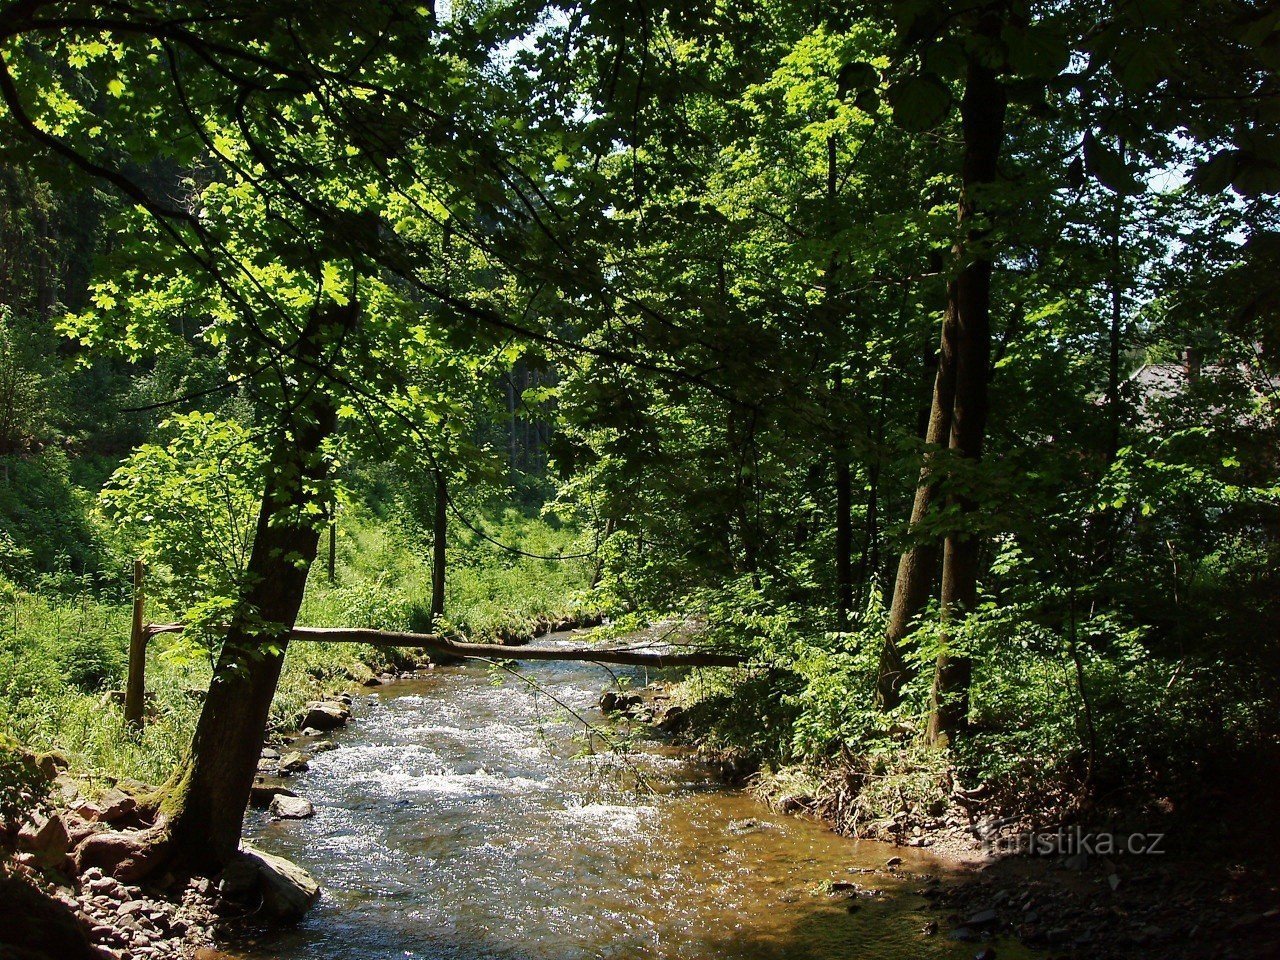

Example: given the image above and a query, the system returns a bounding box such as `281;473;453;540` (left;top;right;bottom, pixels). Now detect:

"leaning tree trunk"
164;299;358;874
926;15;1008;746
876;327;959;708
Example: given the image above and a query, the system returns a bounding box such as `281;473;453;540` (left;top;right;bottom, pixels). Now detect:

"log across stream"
231;634;1033;960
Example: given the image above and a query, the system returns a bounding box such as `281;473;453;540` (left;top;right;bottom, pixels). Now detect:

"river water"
235;636;1024;960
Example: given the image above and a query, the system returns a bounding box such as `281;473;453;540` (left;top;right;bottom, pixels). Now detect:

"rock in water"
269;795;315;819
598;690;641;714
301;702;349;731
234;844;321;921
250;778;297;808
278;751;310;774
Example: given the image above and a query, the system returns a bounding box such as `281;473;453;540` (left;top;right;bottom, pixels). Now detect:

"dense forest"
1;2;1278;959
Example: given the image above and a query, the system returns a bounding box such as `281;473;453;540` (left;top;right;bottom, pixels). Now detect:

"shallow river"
235;636;1023;960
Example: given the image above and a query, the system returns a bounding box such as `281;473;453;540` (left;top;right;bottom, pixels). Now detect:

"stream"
234;634;1027;960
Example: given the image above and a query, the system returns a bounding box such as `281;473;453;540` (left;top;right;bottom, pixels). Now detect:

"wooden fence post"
125;560;147;728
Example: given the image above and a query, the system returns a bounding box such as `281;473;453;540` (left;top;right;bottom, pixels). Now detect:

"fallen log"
146;623;746;669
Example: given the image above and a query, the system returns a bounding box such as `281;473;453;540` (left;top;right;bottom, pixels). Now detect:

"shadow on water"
231;642;1035;960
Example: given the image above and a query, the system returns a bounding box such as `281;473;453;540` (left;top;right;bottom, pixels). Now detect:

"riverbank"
606;678;1280;960
0;609;609;960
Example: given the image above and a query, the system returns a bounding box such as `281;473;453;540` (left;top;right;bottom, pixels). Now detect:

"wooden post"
125;560;147;728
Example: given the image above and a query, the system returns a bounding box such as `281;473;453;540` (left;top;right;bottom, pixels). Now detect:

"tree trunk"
825;133;855;628
164;299;358;874
431;467;447;624
926;13;1008;745
836;452;853;626
880;9;1007;716
876;331;958;707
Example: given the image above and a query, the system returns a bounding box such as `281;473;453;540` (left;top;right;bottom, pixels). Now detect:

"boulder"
269;795;315;819
278;751;310;774
300;702;349;731
0;871;105;960
967;908;999;928
653;703;687;733
16;811;70;869
34;750;70;780
94;788;137;824
599;690;641;714
249;779;297;809
232;844;321;921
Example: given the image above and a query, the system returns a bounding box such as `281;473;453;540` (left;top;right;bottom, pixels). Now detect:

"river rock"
301;701;349;731
0;871;102;960
653;703;687;733
250;779;297;808
232;843;321;920
599;690;641;714
278;751;310;774
967;908;999;928
269;795;315;819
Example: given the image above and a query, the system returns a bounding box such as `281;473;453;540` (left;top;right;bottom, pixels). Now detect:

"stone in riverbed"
250;779;297;808
301;701;349;731
269;795;315;819
599;690;641;714
230;843;321;920
278;751;310;774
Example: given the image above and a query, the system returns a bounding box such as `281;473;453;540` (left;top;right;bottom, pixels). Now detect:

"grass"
0;505;593;791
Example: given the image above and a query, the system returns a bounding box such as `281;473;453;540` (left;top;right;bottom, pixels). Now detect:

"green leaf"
1003;23;1069;79
886;74;952;133
1191;150;1239;194
1231;155;1280;197
1083;132;1142;195
836;62;878;99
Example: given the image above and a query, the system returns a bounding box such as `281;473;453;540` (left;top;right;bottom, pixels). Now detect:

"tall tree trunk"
926;13;1008;745
431;467;447;624
826;133;854;627
836;440;853;626
879;10;1007;714
876;322;958;707
164;299;358;874
855;393;885;615
1104;144;1125;465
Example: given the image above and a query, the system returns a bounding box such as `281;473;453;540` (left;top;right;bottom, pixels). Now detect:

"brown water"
235;636;1028;960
